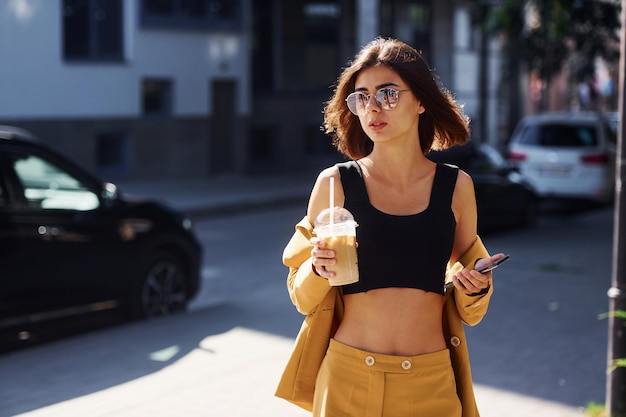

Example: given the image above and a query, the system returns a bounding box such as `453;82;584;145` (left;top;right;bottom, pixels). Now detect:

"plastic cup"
314;207;359;286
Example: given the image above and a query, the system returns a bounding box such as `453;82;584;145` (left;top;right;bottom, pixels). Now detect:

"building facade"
0;0;501;180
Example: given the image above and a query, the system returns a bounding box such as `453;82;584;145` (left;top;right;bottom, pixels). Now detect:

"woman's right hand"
310;237;336;278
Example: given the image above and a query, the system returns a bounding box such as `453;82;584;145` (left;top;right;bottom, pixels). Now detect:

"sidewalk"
113;171;315;219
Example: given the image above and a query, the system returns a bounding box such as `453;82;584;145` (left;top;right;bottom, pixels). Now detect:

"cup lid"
314;207;357;228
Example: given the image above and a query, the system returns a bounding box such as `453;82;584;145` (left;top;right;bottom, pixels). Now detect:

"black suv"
0;126;202;337
427;140;538;232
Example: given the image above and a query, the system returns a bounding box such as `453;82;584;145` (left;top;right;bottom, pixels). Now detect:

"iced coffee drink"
314;207;359;286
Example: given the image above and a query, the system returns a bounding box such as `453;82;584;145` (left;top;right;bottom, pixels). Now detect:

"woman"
276;37;505;417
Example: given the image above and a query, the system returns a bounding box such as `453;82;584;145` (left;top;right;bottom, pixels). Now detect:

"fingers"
310;238;336;278
451;268;490;294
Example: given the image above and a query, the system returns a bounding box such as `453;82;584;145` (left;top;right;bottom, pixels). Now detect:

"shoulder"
454;168;475;192
436;163;474;193
449;167;479;257
449;167;476;214
312;165;341;193
307;165;343;223
451;167;477;227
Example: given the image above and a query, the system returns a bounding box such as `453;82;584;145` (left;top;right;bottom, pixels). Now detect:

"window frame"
142;78;174;118
62;0;124;63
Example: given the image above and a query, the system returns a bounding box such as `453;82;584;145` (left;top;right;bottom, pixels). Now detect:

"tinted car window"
520;124;598;147
11;154;99;211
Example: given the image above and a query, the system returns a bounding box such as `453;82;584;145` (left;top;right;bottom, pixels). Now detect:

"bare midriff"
333;287;446;356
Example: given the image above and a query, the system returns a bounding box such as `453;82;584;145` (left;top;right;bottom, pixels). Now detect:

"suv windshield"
520;124;597;147
11;154;99;211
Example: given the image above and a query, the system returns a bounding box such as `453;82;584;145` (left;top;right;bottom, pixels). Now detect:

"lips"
368;120;386;130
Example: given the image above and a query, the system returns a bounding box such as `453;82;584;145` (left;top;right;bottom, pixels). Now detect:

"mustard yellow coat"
275;216;493;417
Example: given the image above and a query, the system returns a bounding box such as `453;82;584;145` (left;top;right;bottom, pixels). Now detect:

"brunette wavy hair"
323;37;470;159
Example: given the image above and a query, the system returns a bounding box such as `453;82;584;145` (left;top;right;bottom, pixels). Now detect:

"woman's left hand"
450;253;506;295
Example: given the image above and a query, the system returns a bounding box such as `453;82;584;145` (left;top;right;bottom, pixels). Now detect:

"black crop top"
338;161;458;295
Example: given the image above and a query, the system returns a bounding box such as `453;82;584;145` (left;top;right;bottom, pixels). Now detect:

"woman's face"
351;65;424;146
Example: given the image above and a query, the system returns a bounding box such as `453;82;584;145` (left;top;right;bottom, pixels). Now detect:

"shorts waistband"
328;338;452;373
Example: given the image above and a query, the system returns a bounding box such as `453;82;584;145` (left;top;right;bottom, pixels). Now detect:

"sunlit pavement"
2;326;584;417
3;327;308;417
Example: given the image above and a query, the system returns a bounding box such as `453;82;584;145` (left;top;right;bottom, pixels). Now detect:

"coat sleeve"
283;216;333;315
445;235;493;326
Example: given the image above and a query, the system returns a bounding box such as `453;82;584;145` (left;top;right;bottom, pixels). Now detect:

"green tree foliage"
471;0;620;133
478;0;620;82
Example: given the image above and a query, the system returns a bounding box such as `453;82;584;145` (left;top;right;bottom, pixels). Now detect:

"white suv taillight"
580;153;609;164
506;151;527;161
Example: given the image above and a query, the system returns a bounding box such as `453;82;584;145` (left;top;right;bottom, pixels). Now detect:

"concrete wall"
0;0;250;179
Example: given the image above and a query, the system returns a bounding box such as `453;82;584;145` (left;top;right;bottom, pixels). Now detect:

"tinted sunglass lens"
346;93;366;115
376;88;398;110
346;88;400;115
375;89;388;110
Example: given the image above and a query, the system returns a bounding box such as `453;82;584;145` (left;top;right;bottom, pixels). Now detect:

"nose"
364;94;380;112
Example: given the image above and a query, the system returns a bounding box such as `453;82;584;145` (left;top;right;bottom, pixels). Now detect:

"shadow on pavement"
0;296;304;415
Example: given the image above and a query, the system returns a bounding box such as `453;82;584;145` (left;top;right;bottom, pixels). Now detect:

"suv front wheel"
129;250;189;319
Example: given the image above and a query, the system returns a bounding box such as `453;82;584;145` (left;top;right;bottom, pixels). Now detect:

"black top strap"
337;161;458;208
336;161;369;202
430;164;459;209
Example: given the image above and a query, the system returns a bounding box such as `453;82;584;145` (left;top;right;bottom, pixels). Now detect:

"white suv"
506;112;616;202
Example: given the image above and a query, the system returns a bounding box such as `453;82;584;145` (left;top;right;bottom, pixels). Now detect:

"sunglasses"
345;87;410;116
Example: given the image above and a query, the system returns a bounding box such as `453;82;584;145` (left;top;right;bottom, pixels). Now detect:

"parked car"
0;126;202;336
427;140;538;233
605;110;619;134
505;112;616;202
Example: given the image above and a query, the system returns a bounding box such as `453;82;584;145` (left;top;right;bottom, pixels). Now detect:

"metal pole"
606;1;626;415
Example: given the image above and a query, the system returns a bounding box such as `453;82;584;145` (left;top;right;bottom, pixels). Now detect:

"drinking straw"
329;177;334;227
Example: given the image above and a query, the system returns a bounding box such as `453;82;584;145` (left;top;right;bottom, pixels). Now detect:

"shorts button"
401;360;412;370
365;356;375;366
450;336;461;347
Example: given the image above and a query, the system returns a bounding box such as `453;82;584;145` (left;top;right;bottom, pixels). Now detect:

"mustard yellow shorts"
312;339;462;417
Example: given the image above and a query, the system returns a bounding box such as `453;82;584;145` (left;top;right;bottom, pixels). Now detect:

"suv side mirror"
102;182;118;206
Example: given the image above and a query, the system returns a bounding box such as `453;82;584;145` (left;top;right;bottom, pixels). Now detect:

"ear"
414;98;426;114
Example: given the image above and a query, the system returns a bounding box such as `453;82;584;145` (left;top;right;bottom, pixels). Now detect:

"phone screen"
444;254;510;289
476;254;510;273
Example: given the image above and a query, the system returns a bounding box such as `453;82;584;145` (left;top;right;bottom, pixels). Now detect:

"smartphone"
476;254;511;273
444;254;511;289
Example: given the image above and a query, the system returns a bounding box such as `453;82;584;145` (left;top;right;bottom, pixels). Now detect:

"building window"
408;4;432;64
282;1;341;92
252;0;274;93
142;79;173;117
380;1;431;64
303;1;341;89
96;132;129;175
63;0;123;62
140;0;242;31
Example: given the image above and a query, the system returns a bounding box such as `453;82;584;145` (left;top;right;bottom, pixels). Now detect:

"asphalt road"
467;203;613;414
0;204;616;417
